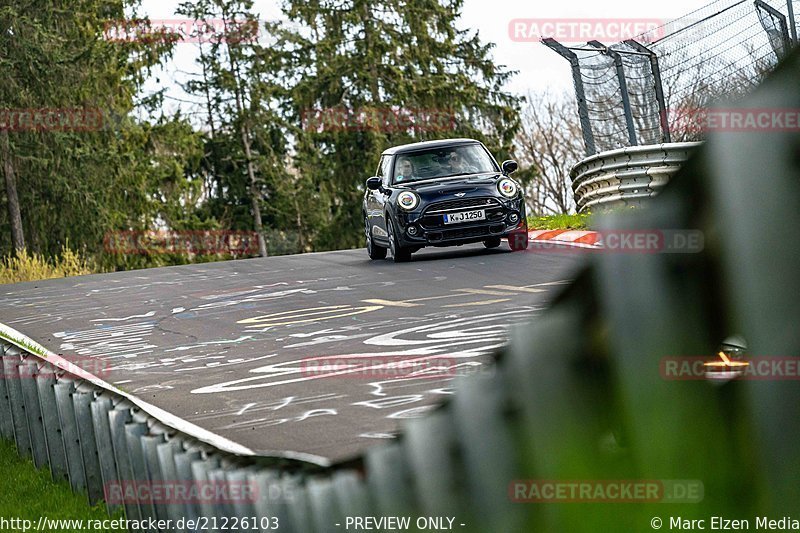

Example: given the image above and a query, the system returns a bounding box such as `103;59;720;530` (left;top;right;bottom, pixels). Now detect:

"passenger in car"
395;157;417;182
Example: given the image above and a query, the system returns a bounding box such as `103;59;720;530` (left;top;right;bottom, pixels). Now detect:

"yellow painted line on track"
442;298;511;308
455;288;517;296
485;285;545;293
406;293;469;302
362;299;422;307
237;305;384;327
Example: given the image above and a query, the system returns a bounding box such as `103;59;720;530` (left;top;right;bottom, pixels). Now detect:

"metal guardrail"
2;50;800;532
570;142;701;213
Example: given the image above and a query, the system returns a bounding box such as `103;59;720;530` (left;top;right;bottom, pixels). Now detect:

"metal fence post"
173;447;201;532
126;421;157;523
156;438;184;528
543;37;597;155
0;347;17;440
54;380;86;494
91;394;121;515
36;366;69;483
191;455;221;526
4;350;32;459
588;40;638;146
73;387;104;505
624;39;671;143
108;405;141;521
141;433;169;527
19;359;48;468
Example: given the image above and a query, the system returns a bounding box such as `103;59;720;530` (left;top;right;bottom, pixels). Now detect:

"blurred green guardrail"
1;49;799;533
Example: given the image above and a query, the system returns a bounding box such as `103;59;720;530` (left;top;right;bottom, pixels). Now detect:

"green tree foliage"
275;0;522;250
178;0;298;257
1;0;523;265
0;0;204;265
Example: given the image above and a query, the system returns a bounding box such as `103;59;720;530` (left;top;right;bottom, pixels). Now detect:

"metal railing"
2;49;800;532
570;142;701;212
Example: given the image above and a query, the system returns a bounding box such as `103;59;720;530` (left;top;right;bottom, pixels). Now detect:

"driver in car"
446;151;478;174
395;157;417;182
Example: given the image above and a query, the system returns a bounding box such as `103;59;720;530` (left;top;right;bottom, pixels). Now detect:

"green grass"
527;212;592;230
0;439;127;532
0;331;49;357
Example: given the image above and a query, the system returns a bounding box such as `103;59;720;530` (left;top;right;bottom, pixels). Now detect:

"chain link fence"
547;0;798;154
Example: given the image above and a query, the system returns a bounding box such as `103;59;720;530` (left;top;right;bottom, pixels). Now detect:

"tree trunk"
222;11;267;257
241;128;268;257
0;130;25;252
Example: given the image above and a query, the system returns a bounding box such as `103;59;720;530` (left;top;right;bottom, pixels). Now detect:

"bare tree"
514;91;583;215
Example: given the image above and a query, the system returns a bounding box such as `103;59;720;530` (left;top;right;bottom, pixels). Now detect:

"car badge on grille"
454;192;466;197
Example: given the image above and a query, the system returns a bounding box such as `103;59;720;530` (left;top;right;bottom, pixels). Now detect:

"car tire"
508;231;529;252
387;217;412;262
483;237;502;248
365;218;387;260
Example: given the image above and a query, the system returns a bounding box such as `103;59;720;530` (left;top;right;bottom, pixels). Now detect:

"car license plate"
444;209;485;224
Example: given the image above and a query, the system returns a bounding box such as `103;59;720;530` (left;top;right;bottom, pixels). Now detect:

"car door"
367;155;393;240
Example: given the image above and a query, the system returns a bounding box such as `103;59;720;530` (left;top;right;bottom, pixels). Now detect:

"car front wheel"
483;237;501;248
365;218;387;260
387;217;412;262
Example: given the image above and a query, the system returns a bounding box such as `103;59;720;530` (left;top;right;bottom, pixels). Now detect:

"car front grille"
425;197;499;213
426;224;506;242
420;197;506;229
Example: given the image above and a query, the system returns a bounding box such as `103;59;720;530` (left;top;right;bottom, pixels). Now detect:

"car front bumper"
395;197;527;247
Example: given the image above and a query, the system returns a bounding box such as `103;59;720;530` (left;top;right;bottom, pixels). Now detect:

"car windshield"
391;144;499;184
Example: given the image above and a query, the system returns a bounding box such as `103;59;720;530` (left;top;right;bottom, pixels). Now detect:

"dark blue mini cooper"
363;138;528;262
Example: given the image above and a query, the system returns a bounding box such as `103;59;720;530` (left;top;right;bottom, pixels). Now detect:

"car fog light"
407;225;419;236
509;213;519;223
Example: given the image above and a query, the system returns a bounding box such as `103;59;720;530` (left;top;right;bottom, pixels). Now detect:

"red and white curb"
528;229;602;249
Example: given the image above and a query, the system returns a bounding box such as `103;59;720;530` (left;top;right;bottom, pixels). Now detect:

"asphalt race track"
0;244;583;464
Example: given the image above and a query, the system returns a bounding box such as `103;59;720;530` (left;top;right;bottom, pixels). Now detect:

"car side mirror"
366;177;382;190
502;160;518;175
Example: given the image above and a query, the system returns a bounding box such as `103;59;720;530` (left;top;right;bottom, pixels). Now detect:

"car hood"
399;173;502;197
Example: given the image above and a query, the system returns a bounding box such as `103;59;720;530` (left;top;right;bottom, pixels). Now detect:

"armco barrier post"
73;387;104;504
307;477;342;533
140;433;168;525
36;366;69;483
366;443;415;517
20;359;49;469
226;466;258;524
191;455;220;525
108;406;140;521
91;394;121;515
208;465;232;522
125;421;156;522
173;448;202;532
0;348;16;440
156;438;184;527
4;350;32;459
54;380;87;494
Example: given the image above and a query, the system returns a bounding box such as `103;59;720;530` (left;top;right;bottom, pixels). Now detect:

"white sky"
138;0;713;119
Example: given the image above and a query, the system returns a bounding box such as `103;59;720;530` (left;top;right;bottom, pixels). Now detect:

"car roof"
382;138;482;156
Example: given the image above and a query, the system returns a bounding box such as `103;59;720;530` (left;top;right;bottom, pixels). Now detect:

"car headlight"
397;191;419;210
497;178;518;198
